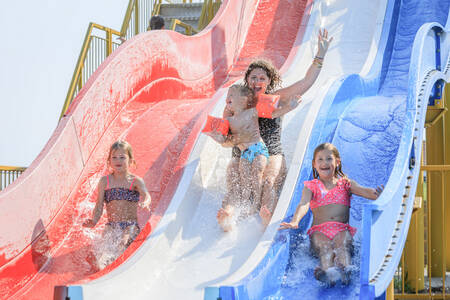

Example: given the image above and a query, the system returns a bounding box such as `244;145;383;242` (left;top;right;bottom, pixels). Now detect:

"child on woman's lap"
205;84;301;231
280;143;383;285
83;141;151;270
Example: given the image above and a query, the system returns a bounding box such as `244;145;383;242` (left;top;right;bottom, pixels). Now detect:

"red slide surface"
0;1;309;299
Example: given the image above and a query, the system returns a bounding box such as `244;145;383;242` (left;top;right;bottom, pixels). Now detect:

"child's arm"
349;180;384;200
279;186;312;229
83;176;107;228
271;95;302;118
221;133;239;148
206;131;228;144
135;177;152;210
221;105;235;147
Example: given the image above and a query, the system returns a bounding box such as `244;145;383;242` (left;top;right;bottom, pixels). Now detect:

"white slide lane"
76;0;389;299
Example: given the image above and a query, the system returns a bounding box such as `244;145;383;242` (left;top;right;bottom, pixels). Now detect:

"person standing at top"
149;15;165;30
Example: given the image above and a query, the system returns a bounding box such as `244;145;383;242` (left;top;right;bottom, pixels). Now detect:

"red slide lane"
0;1;309;299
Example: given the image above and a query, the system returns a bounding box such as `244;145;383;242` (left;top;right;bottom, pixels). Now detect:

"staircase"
159;2;204;32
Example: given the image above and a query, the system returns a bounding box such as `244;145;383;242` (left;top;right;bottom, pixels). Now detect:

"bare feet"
314;267;336;287
217;208;234;232
339;266;353;285
259;205;272;226
314;267;328;283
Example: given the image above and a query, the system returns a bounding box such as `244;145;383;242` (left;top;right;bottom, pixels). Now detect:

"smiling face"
312;148;340;180
109;147;130;173
246;68;271;94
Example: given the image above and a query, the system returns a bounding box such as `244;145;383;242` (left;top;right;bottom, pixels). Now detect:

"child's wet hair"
312;143;346;179
229;84;254;107
244;59;282;93
230;84;253;98
108;140;136;167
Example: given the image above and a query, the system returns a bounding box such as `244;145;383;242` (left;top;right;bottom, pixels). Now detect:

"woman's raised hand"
317;28;333;58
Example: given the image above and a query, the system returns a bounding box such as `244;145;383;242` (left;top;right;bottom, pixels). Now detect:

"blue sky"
0;0;129;166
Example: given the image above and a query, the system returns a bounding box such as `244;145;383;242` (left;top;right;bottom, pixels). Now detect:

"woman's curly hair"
244;59;282;93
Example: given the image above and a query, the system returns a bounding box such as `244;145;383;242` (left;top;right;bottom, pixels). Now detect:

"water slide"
1;1;448;300
66;0;394;299
0;1;307;299
209;0;450;299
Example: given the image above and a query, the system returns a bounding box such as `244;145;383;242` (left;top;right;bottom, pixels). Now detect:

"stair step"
159;3;203;18
160;3;203;8
164;16;199;21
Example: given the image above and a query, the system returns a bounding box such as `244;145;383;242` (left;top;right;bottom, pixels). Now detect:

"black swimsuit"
232;117;283;158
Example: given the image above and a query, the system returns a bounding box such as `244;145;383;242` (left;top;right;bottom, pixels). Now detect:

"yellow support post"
60;23;94;118
404;163;425;291
426;81;448;276
386;279;394;300
134;0;140;35
445;83;450;271
106;28;113;56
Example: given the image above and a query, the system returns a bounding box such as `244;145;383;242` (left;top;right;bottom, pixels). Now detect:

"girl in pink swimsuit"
279;143;383;285
83;141;151;270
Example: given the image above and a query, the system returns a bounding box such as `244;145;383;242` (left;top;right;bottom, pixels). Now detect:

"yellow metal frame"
60;23;121;118
61;0;149;119
61;0;222;119
198;0;221;30
0;165;26;191
170;18;199;35
394;84;449;299
0;165;26;172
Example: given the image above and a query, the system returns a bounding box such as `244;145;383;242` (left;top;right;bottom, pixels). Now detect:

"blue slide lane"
214;0;450;299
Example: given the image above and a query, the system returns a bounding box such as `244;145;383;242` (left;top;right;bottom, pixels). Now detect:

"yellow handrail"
60;0;220;119
171;19;199;35
0;165;27;171
198;0;220;30
60;23;122;119
0;166;26;191
60;0;153;119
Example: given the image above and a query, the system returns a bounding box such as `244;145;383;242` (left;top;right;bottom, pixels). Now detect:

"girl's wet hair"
312;143;346;179
108;140;136;167
244;59;282;93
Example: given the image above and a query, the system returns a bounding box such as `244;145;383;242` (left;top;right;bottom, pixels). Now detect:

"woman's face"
246;68;271;94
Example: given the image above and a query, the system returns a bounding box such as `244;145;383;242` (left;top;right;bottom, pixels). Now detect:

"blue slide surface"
215;0;450;299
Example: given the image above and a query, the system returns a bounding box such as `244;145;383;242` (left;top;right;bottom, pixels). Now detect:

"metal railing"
198;0;221;30
60;0;153;119
170;19;199;35
394;165;449;299
0;166;26;191
60;0;219;119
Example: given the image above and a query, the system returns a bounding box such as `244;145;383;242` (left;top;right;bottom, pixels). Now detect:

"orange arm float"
202;115;230;136
256;94;280;118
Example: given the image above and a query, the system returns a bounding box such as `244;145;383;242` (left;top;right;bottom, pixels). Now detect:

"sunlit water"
264;233;362;300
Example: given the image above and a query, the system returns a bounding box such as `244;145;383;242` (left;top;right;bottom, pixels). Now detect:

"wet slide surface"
0;0;307;299
213;0;450;299
75;0;390;299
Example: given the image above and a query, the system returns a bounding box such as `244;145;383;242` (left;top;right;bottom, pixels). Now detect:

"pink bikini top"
304;178;351;209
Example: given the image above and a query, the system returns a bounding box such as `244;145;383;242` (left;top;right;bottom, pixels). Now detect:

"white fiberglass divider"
217;0;389;286
77;1;388;299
